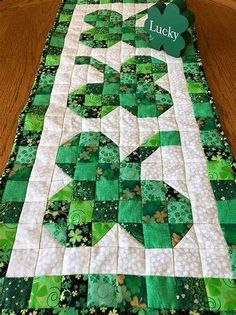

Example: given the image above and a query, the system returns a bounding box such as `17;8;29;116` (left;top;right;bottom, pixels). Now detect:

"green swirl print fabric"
0;0;236;314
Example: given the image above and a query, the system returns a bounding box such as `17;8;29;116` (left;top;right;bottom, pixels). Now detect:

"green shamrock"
67;55;173;118
80;9;149;48
144;0;195;57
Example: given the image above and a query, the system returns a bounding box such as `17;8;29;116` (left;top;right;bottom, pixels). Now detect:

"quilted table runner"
1;0;236;314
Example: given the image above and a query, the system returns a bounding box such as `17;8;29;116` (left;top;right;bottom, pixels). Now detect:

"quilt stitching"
0;0;236;313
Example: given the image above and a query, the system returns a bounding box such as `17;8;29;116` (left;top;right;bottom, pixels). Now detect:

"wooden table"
0;0;235;174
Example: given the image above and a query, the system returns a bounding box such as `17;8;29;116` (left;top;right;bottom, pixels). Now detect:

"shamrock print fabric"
0;0;236;314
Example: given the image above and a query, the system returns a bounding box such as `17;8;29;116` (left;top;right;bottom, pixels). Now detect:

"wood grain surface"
0;0;235;175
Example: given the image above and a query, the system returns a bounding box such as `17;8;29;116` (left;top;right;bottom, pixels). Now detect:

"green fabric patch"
1;277;33;309
205;278;236;311
68;200;94;225
96;180;119;201
92;222;115;245
160;131;181;146
0;224;17;250
216;199;236;224
88;275;120;307
118;200;143;223
207;160;234;180
2;181;28;202
146;276;178;309
29;276;62;308
143;223;172;248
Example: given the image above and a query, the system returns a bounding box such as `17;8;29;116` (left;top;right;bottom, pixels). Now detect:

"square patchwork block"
90;246;117;273
144;223;172;248
87;274;119;308
119;180;141;200
141;180;166;201
29;275;62;309
93;201;118;222
59;275;88;308
6;249;38;277
2;181;28;202
35;247;65;276
1;277;33;310
73;181;96;200
120;162;140;180
13;223;42;249
68;200;94;225
74;162;97;180
63;247;91;274
146;276;178;309
174;248;203;277
145;249;174;275
96;180;119;200
117;247;145;275
200;248;232;278
118;199;143;223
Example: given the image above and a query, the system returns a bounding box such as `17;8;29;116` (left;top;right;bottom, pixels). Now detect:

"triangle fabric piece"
70;64;103;93
118;225;144;248
164;179;189;199
175;226;198;249
50;182;73;202
141;148;163;180
94;223;118;247
43;223;67;247
156;73;170;92
120;146;139;161
158;107;178;131
49;165;72;198
135;14;147;27
41;225;65;248
60;108;82;145
92;222;116;246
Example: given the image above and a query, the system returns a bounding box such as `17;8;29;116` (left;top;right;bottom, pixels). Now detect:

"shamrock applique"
45;130;193;249
80;9;149;48
144;0;195;57
67;56;173;118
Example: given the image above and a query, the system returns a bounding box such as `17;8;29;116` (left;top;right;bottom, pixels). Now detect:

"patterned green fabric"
0;0;236;314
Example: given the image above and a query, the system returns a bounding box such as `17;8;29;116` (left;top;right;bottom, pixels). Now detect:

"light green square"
207;160;234;180
68;200;94;225
0;223;17;250
24;114;44;131
33;94;51;106
136;63;152;74
103;83;120;94
141;181;166;202
85;94;102;106
193;102;214;118
188;81;206;93
29;276;62;308
45;55;60;66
